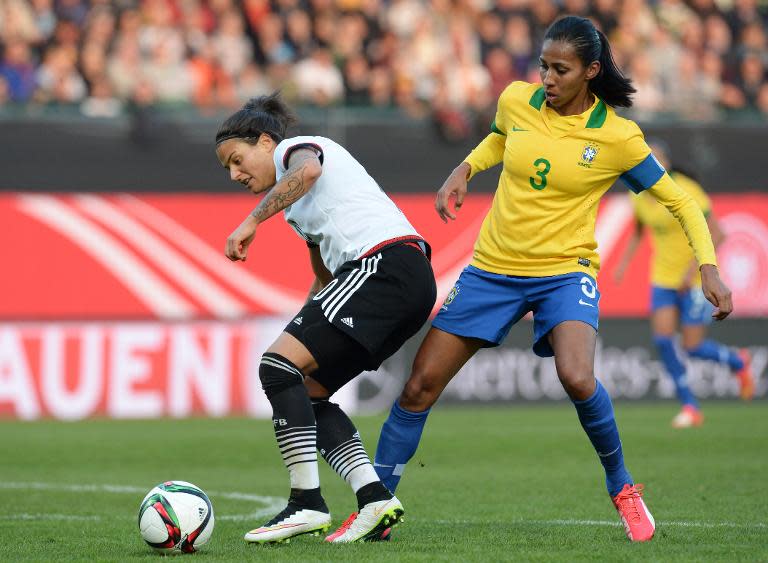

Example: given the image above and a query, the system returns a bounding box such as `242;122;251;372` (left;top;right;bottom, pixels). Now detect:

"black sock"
313;399;391;507
354;481;393;510
259;353;319;492
288;487;328;512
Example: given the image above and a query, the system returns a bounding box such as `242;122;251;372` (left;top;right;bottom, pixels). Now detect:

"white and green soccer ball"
138;481;215;554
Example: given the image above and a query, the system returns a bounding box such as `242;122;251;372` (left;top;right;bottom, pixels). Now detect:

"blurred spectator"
343;54;371;106
292;47;344;106
80;74;121;117
484;47;515;99
0;39;37;102
503;15;533;79
666;50;719;121
628;52;664;121
0;0;42;43
143;36;193;103
729;52;768;112
29;0;56;42
35;44;86;104
236;62;272;103
107;38;142;100
212;9;254;76
252;12;292;66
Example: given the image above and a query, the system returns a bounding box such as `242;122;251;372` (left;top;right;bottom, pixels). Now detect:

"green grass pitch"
0;402;765;562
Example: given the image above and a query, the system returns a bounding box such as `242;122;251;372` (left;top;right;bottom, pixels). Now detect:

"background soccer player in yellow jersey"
371;16;733;543
614;139;753;429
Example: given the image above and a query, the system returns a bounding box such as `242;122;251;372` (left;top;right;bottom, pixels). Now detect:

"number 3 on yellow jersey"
529;157;551;190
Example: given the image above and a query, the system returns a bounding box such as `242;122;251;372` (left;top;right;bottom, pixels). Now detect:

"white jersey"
275;136;421;273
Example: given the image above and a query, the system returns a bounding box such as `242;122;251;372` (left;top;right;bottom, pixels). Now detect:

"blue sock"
654;335;699;408
686;339;744;371
572;380;632;497
373;401;430;493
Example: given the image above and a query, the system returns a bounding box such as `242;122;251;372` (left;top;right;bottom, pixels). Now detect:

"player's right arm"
306;244;333;303
436;85;513;222
225;148;322;261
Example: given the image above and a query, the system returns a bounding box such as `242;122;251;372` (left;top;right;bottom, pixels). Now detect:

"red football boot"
612;484;655;542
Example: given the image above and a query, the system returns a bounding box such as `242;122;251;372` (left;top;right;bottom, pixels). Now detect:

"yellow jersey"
463;81;717;278
632;172;712;289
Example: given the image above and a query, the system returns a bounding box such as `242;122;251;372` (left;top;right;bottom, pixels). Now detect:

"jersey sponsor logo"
293;316;303;325
578;142;600;168
340;317;354;328
578;299;595;308
510;123;528;132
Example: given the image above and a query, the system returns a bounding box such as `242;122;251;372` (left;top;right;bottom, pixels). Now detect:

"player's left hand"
225;215;258;261
700;264;732;320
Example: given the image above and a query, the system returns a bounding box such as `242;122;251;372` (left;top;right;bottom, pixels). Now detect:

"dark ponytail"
544;16;636;108
215;92;296;146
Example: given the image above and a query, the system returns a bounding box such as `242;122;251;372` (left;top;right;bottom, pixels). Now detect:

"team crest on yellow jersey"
579;142;599;168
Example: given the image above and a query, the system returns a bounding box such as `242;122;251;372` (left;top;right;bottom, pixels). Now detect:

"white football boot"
327;496;404;543
244;504;331;544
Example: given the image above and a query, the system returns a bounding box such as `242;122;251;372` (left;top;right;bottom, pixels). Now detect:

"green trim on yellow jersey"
529;87;546;109
586;100;607;128
463;80;717;279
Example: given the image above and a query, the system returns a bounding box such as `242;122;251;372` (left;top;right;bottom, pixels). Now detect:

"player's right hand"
435;163;470;222
225;215;258;261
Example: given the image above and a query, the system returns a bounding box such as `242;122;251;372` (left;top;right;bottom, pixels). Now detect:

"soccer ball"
138;481;215;553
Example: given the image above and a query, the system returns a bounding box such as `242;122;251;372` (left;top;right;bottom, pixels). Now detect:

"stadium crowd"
0;0;766;132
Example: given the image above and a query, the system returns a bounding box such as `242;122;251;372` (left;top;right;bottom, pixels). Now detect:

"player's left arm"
647;177;732;319
621;126;731;318
225;148;322;261
682;212;726;286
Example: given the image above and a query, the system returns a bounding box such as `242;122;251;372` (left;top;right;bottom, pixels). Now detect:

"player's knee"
259;353;304;400
399;361;444;411
557;362;595;400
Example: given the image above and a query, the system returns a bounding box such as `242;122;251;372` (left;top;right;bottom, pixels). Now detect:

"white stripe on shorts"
325;254;381;323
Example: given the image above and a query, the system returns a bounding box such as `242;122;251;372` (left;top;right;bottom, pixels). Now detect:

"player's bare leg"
373;329;484;494
550;321;655;542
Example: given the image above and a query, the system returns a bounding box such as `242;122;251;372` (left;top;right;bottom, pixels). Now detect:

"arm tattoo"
251;151;319;223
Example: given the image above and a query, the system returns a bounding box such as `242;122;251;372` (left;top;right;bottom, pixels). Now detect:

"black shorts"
284;242;436;395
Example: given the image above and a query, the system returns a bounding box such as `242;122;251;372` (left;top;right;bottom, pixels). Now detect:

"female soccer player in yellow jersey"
371;16;733;543
614;140;753;428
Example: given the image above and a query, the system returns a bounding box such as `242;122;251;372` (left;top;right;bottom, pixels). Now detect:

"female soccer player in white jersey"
215;93;436;544
372;16;733;543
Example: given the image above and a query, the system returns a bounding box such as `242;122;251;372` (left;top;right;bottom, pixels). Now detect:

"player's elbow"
304;159;323;183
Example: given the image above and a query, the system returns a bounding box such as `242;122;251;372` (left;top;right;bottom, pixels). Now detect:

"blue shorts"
432;265;600;357
651;286;713;326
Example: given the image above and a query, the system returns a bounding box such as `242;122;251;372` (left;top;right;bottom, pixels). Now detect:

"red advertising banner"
2;192;767;319
0;320;359;420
